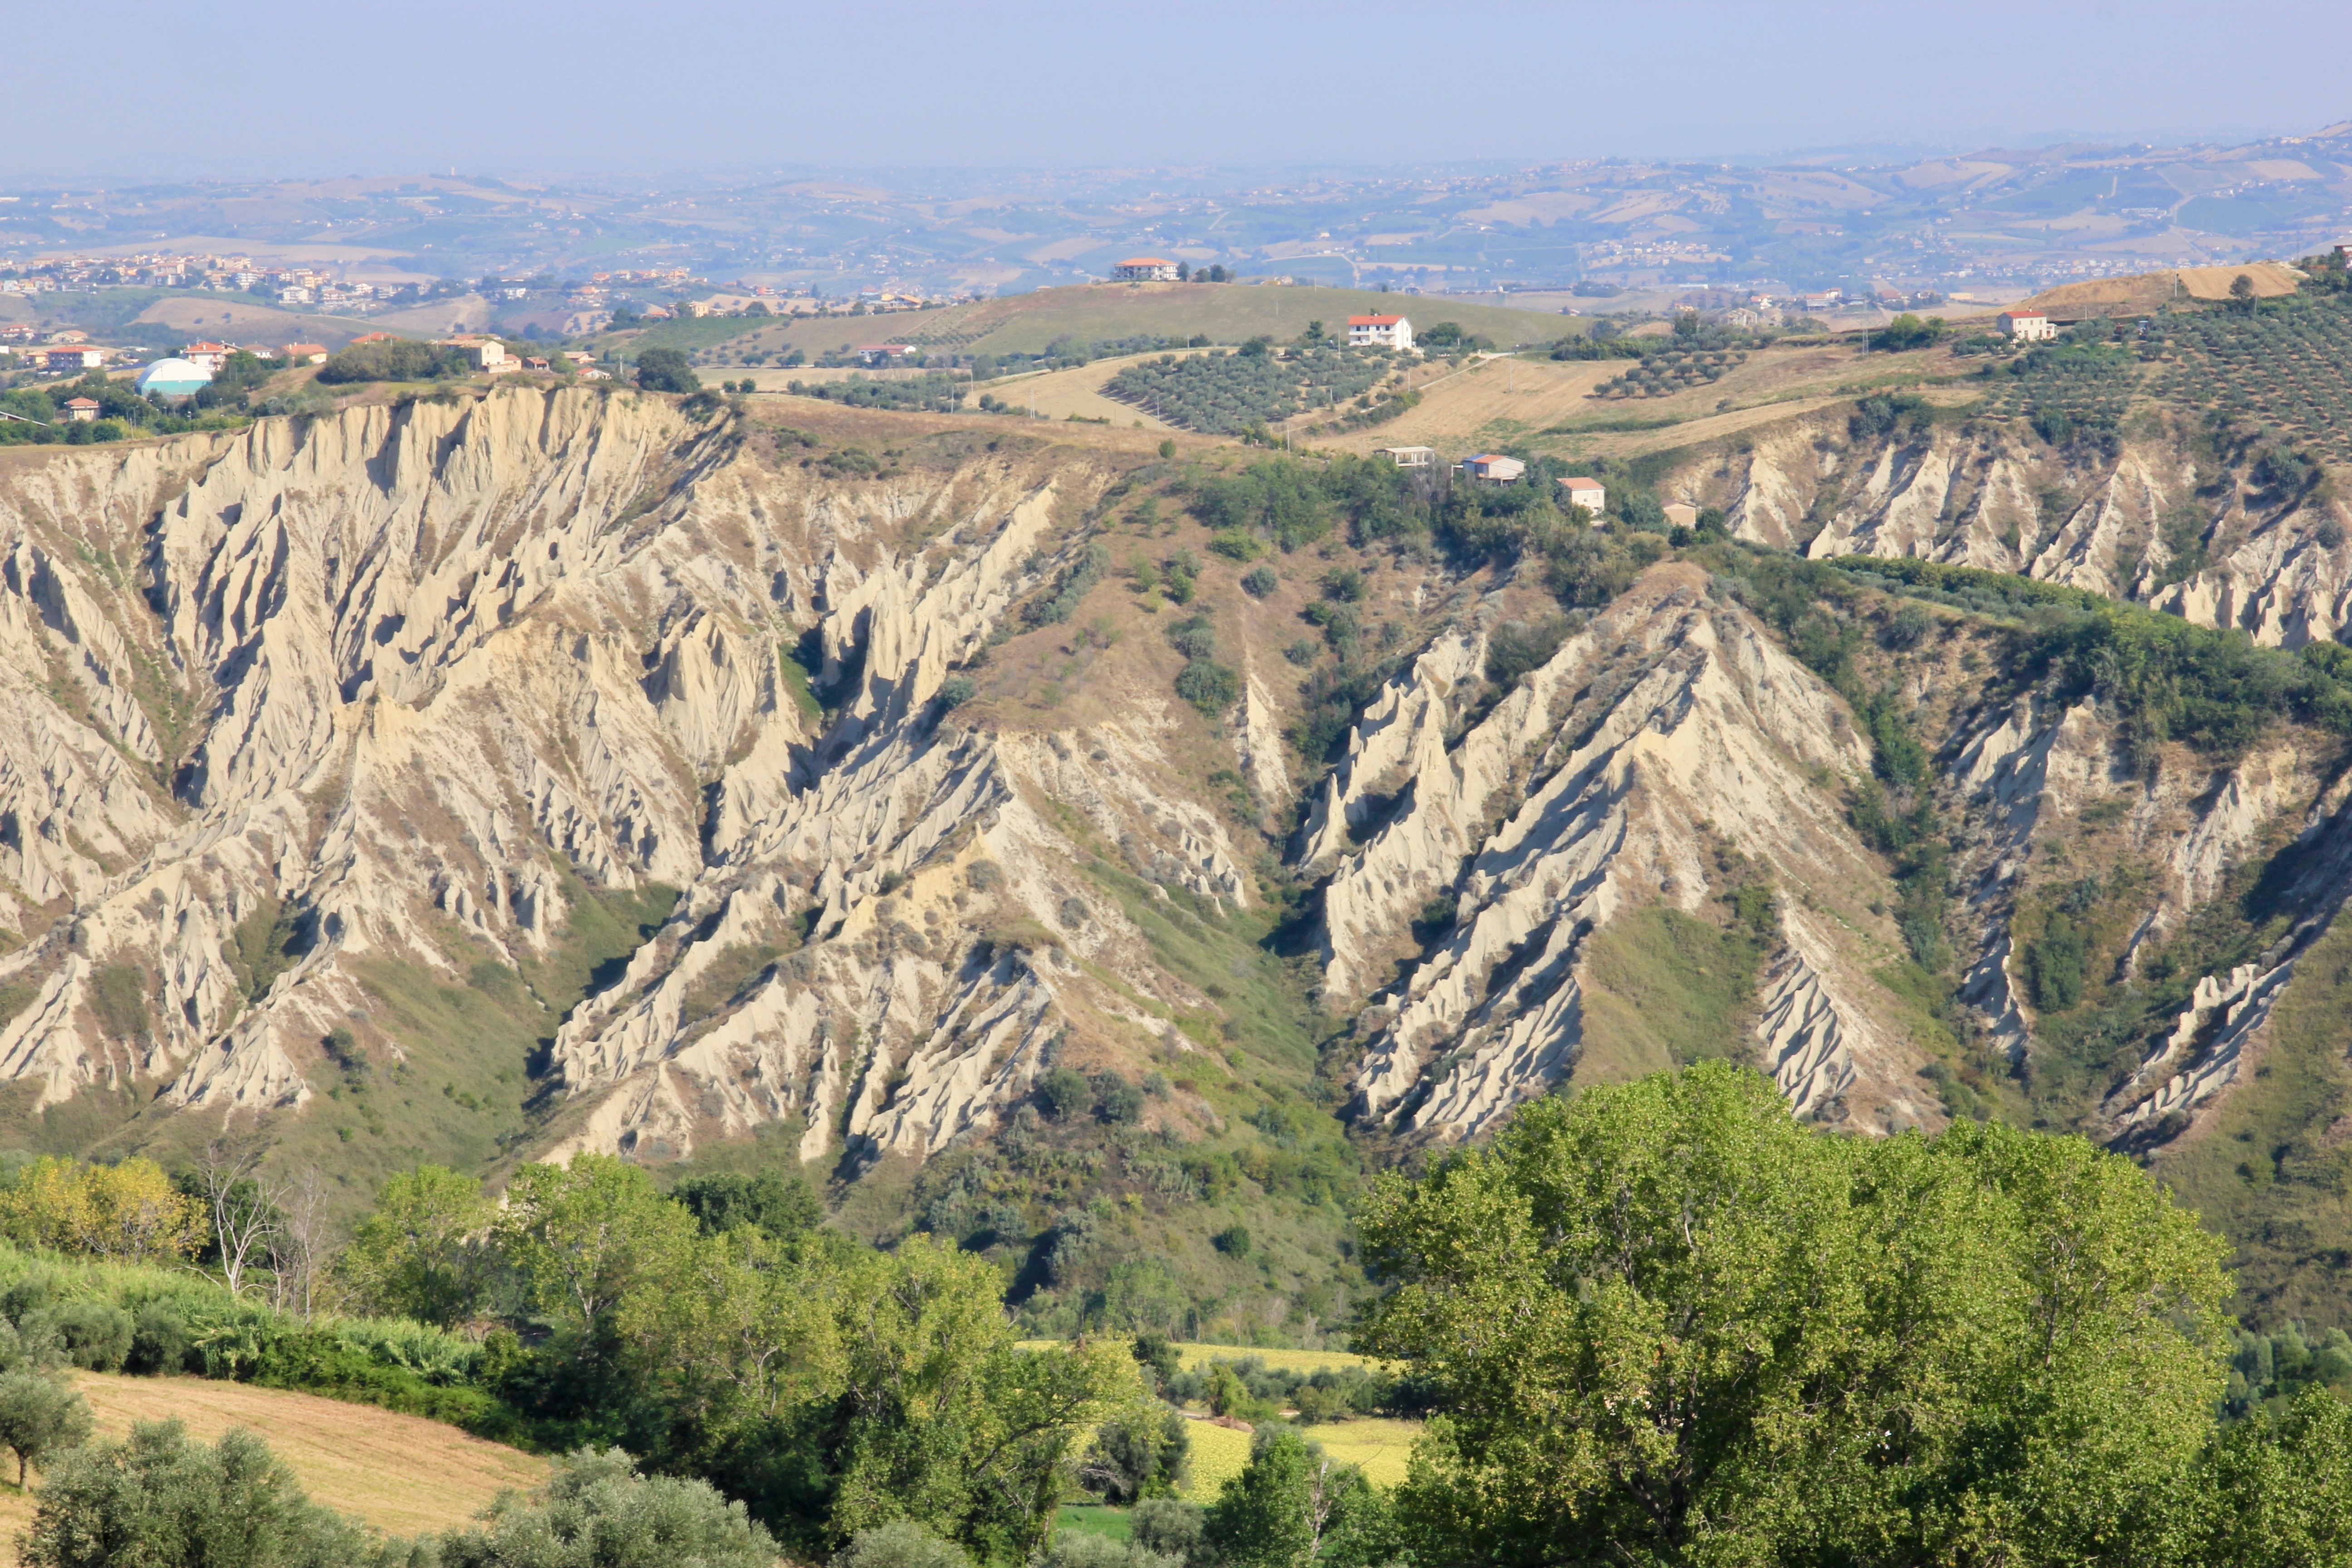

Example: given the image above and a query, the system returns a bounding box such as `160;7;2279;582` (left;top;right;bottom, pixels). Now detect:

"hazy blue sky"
13;0;2350;180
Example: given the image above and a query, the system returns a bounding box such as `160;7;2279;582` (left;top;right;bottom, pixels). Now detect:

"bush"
20;1420;411;1568
836;1519;973;1568
1130;1499;1206;1563
1080;1406;1190;1503
439;1447;777;1568
1211;1225;1251;1258
1240;565;1279;598
1174;661;1241;716
938;675;977;710
37;1298;131;1372
1037;1068;1091;1120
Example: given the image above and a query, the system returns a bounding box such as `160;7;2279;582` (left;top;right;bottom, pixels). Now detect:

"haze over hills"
9;119;2352;303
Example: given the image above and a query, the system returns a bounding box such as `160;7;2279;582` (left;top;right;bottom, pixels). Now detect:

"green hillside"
597;283;1571;369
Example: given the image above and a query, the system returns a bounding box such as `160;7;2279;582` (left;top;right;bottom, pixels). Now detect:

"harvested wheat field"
0;1375;545;1556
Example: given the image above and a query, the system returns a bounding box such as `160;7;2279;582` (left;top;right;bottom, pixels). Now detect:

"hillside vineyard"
5;374;2352;1318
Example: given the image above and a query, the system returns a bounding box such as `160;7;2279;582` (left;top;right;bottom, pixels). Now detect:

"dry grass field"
0;1375;546;1556
1310;338;1970;465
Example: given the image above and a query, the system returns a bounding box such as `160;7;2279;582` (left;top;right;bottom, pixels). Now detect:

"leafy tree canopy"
1355;1063;2232;1568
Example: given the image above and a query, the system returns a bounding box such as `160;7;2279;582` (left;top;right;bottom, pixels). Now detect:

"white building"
1997;309;2056;342
1460;453;1524;483
1375;445;1436;469
1347;314;1413;351
1558;475;1607;514
1112;257;1180;282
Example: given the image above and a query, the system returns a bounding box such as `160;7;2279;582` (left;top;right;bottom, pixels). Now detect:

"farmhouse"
1558;475;1607;513
279;343;328;364
1347;314;1413;351
438;336;511;372
61;397;100;422
1663;502;1701;529
1998;309;2055;342
1112;257;1180;282
855;344;916;366
1375;445;1436;469
1460;453;1524;483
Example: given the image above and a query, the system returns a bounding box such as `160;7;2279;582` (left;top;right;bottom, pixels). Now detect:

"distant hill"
2019;260;2304;317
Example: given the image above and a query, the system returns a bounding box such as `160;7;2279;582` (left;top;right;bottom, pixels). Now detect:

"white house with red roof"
1111;257;1179;282
61;397;101;422
1997;308;2055;342
1347;314;1413;350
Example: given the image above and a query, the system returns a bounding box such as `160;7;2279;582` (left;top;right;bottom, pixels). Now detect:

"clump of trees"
789;372;964;412
316;339;470;385
1355;1062;2316;1568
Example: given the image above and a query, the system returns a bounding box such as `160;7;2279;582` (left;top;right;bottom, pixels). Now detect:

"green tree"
1354;1063;2232;1568
635;347;701;394
2192;1386;2352;1568
1202;1427;1387;1568
18;1420;414;1568
340;1165;491;1327
0;1371;89;1485
795;1239;1141;1564
499;1154;696;1343
437;1447;778;1568
671;1170;821;1240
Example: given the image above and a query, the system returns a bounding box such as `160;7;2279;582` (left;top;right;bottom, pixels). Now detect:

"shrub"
938;675;977;710
1131;1499;1206;1562
1240;565;1279;598
1174;661;1241;716
1037;1068;1091;1120
1211;1225;1252;1257
1208;531;1264;562
20;1420;409;1568
836;1519;972;1568
38;1298;132;1372
438;1447;777;1568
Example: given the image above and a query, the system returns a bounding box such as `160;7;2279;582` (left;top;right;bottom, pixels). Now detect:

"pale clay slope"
1323;565;1936;1138
0;389;2340;1168
1707;412;2352;1142
1721;417;2352;647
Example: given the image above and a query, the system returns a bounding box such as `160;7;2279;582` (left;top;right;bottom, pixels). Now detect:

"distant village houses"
1347;314;1413;351
855;344;916;366
1112;258;1180;282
